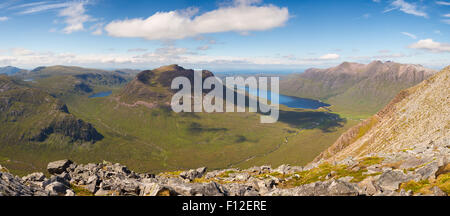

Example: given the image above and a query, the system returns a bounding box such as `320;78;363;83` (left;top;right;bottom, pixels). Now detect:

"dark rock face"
47;160;73;175
0;76;103;145
74;73;128;86
74;83;93;93
31;116;103;143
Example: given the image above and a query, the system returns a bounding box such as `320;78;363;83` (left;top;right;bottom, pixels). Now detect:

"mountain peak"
119;65;214;104
316;66;450;161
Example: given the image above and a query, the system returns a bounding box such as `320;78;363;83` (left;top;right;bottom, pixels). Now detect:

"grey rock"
65;189;75;196
328;180;359;196
431;186;447;196
47;160;73;175
358;177;378;196
180;167;207;181
416;162;439;180
45;182;68;196
22;172;46;182
376;170;411;191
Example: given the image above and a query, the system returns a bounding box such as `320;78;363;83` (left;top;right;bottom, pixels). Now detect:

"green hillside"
0;65;350;176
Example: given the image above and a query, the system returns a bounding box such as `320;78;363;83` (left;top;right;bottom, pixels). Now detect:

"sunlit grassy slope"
0;88;351;175
0;66;354;176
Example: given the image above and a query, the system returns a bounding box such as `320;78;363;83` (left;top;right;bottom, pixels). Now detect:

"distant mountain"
0;75;103;145
0;66;24;75
316;66;450;162
280;61;437;117
22;65;129;98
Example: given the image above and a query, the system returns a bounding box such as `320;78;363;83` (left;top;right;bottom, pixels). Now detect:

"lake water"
89;91;112;98
241;86;329;109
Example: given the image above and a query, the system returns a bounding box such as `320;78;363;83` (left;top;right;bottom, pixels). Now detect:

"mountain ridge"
280;61;437;117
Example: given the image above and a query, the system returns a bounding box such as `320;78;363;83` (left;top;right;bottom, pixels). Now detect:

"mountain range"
0;66;25;75
280;61;436;117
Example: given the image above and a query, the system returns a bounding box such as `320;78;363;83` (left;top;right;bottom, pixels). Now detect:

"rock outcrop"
1;153;448;196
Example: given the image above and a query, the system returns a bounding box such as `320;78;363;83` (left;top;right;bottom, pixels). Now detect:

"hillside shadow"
277;110;346;132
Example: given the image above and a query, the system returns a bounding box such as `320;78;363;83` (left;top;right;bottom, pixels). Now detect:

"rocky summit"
1;152;448;196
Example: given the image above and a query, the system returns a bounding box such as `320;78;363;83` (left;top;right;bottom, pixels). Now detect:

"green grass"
399;173;450;195
1;70;358;176
70;184;94;196
280;163;380;188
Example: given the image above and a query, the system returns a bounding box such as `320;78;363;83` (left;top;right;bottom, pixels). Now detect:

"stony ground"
1;137;448;196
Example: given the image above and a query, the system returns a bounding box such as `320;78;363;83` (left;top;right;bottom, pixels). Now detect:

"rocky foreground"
1;140;448;196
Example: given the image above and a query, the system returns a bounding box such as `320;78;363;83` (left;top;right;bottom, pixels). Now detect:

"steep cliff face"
280;61;436;116
0;75;103;144
316;66;450;162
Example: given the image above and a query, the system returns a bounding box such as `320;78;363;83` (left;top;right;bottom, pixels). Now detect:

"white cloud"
401;32;417;39
0;16;9;21
318;53;340;60
18;2;71;15
444;14;450;17
385;0;428;18
10;1;95;34
90;22;104;35
436;1;450;6
105;0;289;40
408;39;450;53
0;47;346;69
59;1;93;34
373;0;381;3
442;19;450;24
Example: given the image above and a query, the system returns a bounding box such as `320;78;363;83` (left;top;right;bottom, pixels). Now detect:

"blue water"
242;86;329;109
88;91;112;98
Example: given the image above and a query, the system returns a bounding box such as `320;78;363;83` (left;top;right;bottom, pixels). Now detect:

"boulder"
180;167;207;181
328;180;359;196
416;162;439;180
47;160;73;175
375;170;410;191
22;172;46;182
358;177;378;196
45;182;68;196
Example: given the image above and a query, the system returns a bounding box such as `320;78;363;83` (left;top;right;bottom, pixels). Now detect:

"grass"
279;163;381;188
358;156;384;168
70;184;94;196
399;173;450;195
1;70;358;176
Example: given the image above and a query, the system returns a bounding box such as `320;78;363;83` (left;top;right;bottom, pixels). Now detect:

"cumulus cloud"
408;39;450;53
385;0;428;18
0;16;9;21
105;0;289;40
401;32;417;39
0;47;346;69
318;53;340;60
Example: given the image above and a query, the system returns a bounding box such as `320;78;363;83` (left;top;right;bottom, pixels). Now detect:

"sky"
0;0;449;71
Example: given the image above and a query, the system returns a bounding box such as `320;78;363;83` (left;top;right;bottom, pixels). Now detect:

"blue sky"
0;0;449;71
